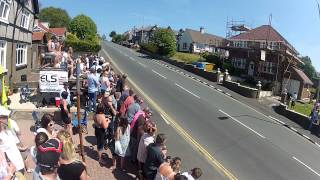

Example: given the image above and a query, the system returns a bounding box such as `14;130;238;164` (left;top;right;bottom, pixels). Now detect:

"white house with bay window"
0;0;39;87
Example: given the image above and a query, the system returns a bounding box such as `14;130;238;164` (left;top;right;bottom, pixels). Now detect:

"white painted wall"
283;78;300;95
178;31;192;52
193;43;214;53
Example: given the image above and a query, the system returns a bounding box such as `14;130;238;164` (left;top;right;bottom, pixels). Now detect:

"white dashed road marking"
219;109;266;139
293;156;320;177
152;69;167;79
175;83;200;99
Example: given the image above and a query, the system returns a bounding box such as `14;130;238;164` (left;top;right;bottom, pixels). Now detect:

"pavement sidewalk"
12;112;136;180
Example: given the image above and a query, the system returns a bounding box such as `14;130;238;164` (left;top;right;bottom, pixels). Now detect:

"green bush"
222;62;234;72
66;32;78;41
141;43;159;54
201;52;223;68
65;39;101;53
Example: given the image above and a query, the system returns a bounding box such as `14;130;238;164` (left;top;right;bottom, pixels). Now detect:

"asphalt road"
101;41;320;180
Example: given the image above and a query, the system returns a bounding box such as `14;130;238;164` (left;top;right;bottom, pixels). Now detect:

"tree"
152;28;177;57
299;56;316;80
69;14;97;40
112;34;125;43
109;31;116;38
39;7;71;28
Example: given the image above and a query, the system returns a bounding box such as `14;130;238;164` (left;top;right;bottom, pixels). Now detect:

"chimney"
200;27;205;34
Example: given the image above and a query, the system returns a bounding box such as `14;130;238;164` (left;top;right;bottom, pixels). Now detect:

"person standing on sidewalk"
111;117;130;171
60;82;71;105
94;104;110;165
0;107;25;177
87;67;100;112
143;133;168;180
309;100;320;132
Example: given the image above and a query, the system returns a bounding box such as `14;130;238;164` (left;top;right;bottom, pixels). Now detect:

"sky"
41;0;320;71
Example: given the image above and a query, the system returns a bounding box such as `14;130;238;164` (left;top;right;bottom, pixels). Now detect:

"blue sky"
41;0;320;71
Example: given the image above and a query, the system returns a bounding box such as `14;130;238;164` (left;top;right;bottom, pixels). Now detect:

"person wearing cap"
35;138;62;180
60;82;71;105
87;67;100;112
0;106;25;175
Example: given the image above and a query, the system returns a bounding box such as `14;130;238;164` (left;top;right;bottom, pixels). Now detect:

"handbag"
114;140;123;155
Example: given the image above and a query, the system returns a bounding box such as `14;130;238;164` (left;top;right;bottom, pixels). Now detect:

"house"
177;27;225;54
49;27;67;41
0;0;39;87
283;67;313;100
132;25;158;44
225;25;310;99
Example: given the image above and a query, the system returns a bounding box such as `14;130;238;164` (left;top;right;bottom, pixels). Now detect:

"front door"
248;61;255;76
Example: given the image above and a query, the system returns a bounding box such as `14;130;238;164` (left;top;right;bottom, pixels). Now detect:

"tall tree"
39;7;71;28
299;56;316;80
152;28;177;57
69;14;97;40
109;31;116;38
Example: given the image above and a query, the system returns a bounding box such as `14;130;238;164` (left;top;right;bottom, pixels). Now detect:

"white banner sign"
39;71;68;92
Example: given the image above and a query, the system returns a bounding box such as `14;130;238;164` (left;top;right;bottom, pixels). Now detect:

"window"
20;10;30;29
232;58;247;69
233;41;248;48
259;62;274;74
0;41;6;69
16;44;27;66
260;41;267;49
183;43;187;49
0;0;11;22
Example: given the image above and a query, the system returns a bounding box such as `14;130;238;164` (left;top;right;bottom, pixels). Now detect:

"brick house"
0;0;39;88
224;25;311;99
132;25;158;44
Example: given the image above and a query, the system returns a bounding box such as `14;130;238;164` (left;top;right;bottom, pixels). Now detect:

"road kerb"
102;48;238;180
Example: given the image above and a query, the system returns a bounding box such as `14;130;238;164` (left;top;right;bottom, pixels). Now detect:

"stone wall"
223;80;259;98
276;103;310;129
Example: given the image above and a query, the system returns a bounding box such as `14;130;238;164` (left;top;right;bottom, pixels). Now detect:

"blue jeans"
88;92;97;112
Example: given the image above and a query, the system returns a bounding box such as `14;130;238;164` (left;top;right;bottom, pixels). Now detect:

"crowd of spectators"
0;50;203;179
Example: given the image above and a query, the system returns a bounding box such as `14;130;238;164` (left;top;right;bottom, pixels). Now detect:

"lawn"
289;102;313;116
172;52;203;63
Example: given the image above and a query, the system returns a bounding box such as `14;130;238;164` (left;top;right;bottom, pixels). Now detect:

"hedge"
65;39;101;53
140;43;158;54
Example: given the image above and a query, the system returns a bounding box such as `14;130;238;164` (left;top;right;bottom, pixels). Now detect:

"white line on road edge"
152;69;167;79
315;143;320;148
175;83;200;99
290;127;298;132
219;109;266;139
268;116;286;125
160;113;170;125
293;156;320;177
303;134;311;140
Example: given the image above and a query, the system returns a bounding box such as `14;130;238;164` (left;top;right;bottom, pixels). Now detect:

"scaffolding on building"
225;18;251;38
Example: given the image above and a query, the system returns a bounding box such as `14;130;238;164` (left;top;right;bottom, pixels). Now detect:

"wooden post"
76;59;85;163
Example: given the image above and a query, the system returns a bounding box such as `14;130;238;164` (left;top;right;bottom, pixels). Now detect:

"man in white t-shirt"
0;106;25;173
